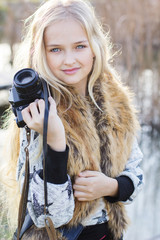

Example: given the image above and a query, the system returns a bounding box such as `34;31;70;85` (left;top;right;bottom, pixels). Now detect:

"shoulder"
103;72;134;105
99;73;140;132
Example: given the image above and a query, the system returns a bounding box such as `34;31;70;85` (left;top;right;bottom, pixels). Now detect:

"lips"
62;67;80;75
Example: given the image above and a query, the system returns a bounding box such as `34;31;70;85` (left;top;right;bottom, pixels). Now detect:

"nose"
63;50;76;66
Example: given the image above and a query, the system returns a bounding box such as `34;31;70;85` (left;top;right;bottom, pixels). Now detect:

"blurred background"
0;0;160;239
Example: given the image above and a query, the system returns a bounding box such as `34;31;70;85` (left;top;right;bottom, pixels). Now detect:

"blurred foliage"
0;0;160;127
0;8;6;25
0;0;41;5
0;0;159;69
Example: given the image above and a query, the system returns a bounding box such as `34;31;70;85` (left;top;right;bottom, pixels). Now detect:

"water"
125;127;160;240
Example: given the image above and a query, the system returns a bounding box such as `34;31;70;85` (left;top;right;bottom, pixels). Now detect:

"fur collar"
59;73;139;239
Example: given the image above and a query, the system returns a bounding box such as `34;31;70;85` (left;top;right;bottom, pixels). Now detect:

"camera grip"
16;106;26;128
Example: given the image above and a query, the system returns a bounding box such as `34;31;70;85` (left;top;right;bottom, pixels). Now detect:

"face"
44;18;94;96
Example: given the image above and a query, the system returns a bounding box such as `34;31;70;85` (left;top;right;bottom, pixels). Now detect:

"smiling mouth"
62;68;80;75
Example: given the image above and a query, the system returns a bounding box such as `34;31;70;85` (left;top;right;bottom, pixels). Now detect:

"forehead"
44;18;88;45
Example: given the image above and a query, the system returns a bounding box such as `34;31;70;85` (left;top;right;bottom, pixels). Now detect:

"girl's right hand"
22;96;66;151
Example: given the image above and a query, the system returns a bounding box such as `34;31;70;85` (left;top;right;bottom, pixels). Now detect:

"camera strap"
16;80;56;240
17;126;31;240
41;79;57;239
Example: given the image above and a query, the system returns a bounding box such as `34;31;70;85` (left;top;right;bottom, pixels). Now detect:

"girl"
0;0;144;239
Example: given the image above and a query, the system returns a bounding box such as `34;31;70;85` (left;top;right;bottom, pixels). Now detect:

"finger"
37;99;45;116
48;96;57;115
22;107;32;125
74;190;87;198
74;191;90;201
77;198;88;201
73;184;88;193
74;176;90;186
29;102;40;119
48;96;56;107
34;99;39;103
79;170;99;178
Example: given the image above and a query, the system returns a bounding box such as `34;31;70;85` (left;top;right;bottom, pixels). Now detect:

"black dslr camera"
9;68;45;128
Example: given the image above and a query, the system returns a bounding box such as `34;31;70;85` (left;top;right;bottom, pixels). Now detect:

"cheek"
83;54;94;70
46;54;60;71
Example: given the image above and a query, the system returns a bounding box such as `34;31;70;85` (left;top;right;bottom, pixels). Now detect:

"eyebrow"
46;40;89;47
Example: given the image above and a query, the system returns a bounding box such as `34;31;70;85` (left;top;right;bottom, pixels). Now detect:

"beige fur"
15;73;139;240
58;73;139;239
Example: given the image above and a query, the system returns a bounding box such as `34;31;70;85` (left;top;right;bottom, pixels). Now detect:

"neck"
72;79;88;97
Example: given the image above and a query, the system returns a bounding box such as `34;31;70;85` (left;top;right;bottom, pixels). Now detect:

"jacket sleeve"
117;137;144;204
104;138;144;204
16;128;75;228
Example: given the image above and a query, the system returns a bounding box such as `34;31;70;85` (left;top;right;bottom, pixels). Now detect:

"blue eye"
51;48;60;52
76;45;86;49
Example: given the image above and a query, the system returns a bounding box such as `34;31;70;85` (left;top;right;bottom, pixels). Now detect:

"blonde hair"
0;0;116;232
14;0;113;106
0;111;21;232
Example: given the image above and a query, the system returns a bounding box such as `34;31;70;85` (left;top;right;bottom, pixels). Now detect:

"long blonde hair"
0;111;21;232
0;0;116;233
14;0;113;106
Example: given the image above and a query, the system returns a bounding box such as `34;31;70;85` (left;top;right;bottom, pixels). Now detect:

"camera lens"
13;68;42;98
17;71;34;85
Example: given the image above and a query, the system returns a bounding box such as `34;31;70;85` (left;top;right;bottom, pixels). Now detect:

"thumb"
48;96;57;113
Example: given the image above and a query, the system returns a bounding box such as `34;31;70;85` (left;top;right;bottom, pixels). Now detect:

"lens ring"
13;68;42;96
14;68;38;87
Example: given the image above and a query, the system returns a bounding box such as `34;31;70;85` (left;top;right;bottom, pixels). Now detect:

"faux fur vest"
58;73;139;240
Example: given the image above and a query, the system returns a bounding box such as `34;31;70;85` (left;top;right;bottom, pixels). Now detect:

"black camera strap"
41;80;57;239
16;80;56;240
41;79;49;213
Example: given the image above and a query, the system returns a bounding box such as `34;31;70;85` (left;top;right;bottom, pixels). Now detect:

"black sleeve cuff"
39;145;69;184
104;176;134;203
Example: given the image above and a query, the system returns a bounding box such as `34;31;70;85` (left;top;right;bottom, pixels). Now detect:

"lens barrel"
13;68;42;97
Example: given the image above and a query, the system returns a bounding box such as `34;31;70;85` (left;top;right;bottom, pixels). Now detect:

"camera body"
9;68;44;127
